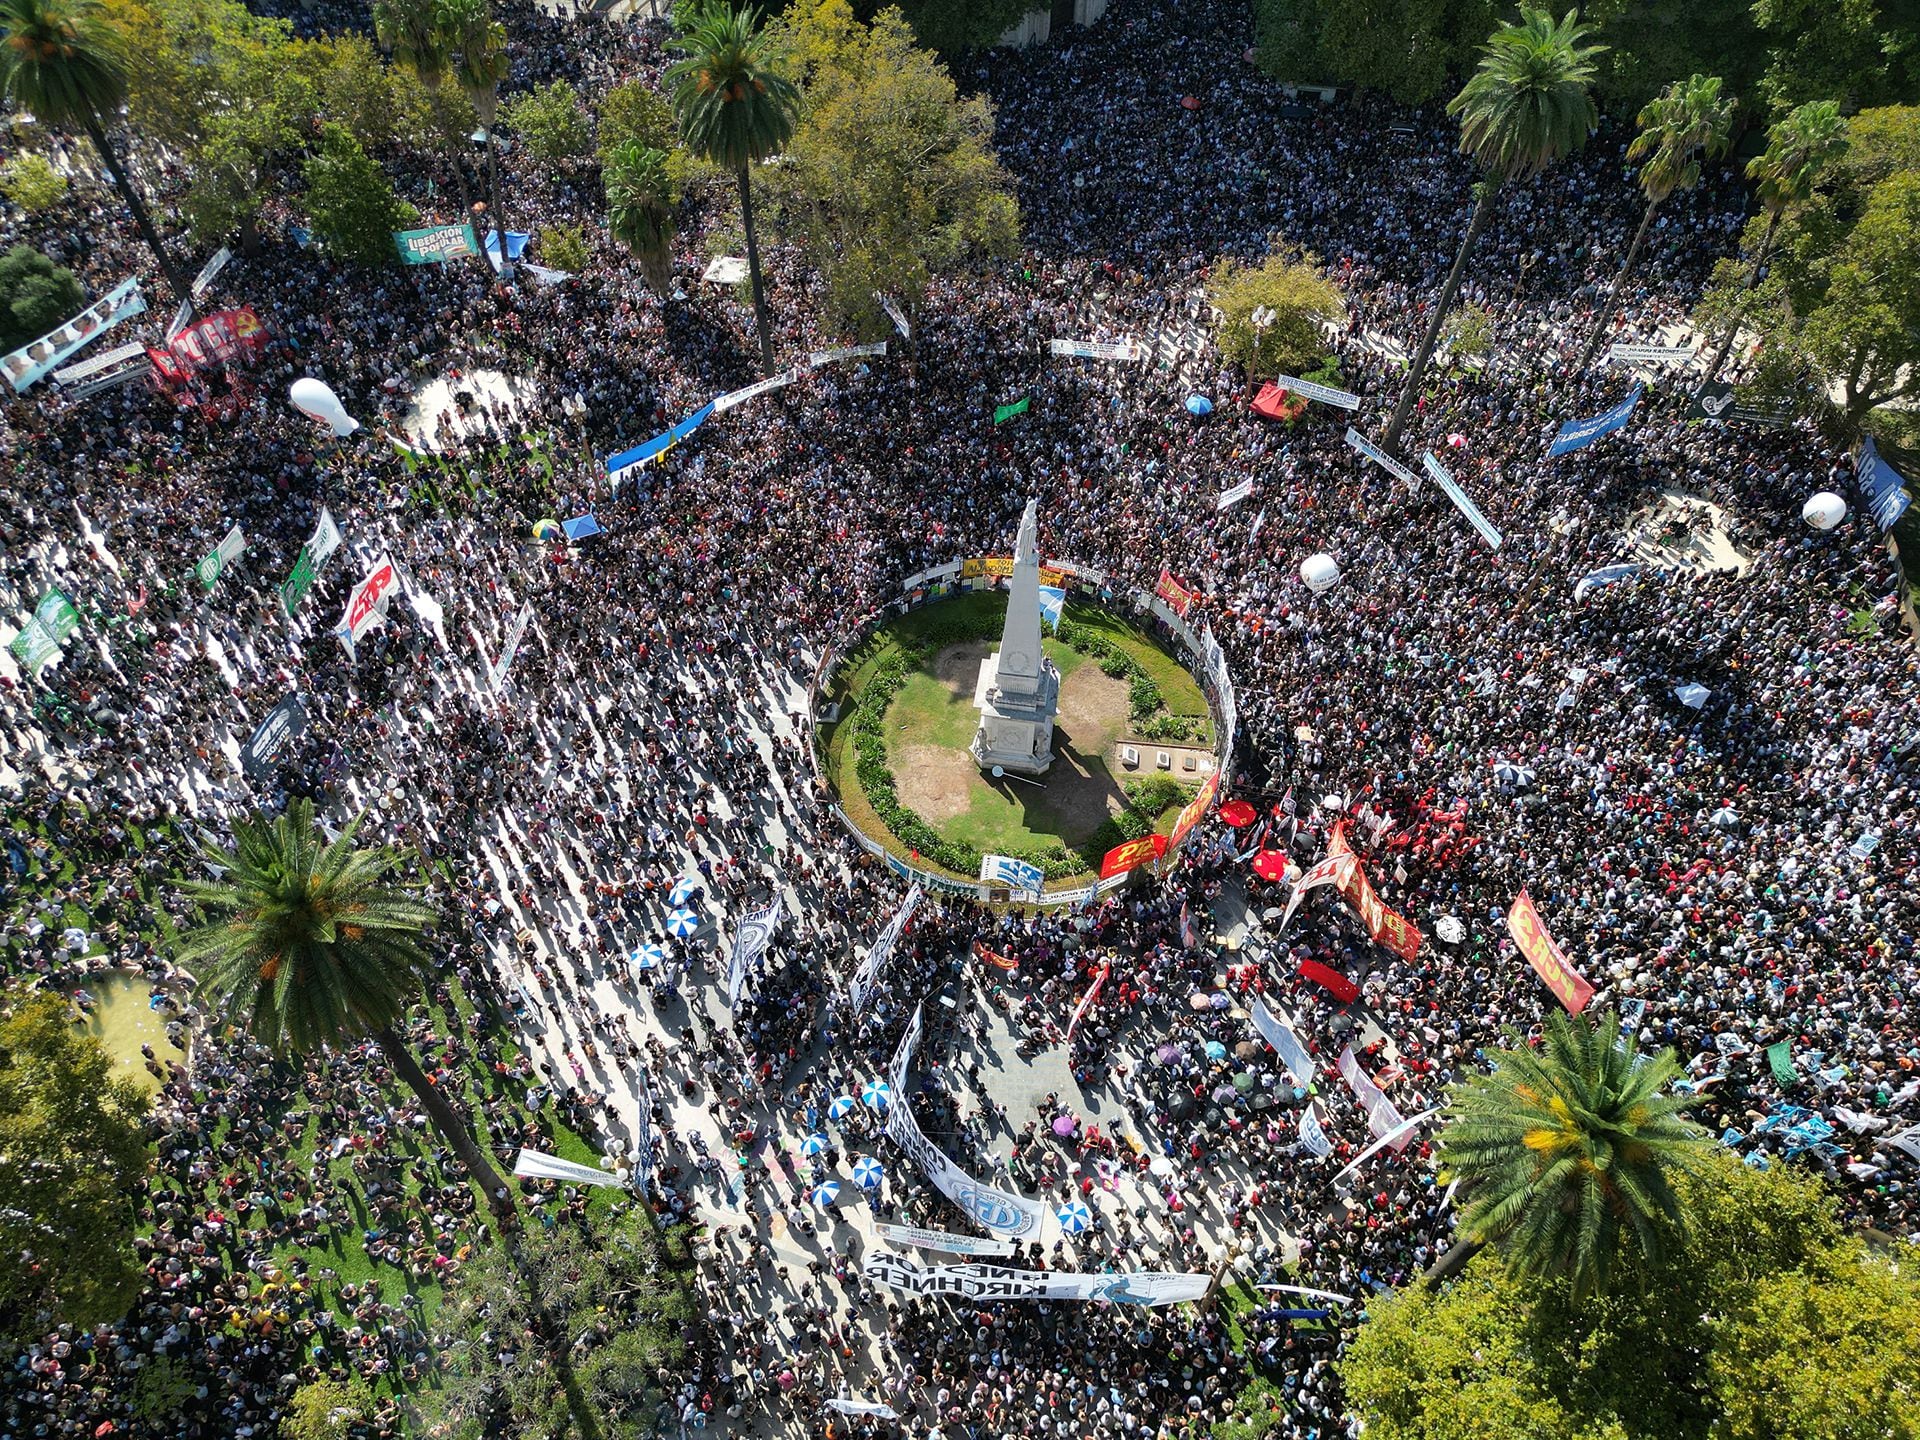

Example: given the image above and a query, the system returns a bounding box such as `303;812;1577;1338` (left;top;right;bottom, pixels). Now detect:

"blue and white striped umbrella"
669;877;701;907
851;1156;884;1190
631;942;669;971
860;1080;892;1112
801;1133;832;1157
664;908;700;938
810;1181;841;1207
827;1095;857;1121
1056;1200;1093;1234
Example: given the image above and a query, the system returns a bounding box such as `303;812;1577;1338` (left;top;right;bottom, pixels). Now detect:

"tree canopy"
0;243;84;349
300;123;416;268
0;986;151;1346
1208;245;1345;378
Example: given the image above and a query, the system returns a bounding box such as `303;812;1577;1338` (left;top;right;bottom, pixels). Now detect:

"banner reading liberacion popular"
395;223;480;265
1507;889;1595;1013
1327;823;1422;960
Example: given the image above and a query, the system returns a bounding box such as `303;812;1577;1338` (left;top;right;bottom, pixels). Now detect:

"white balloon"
1801;492;1846;530
289;377;361;437
1299;553;1341;593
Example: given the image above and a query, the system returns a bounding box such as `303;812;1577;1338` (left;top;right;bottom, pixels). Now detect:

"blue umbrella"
631;942;668;971
851;1156;884;1190
1204;1040;1228;1061
861;1080;892;1112
664;908;699;938
827;1095;857;1121
801;1133;831;1157
669;877;701;907
1056;1200;1093;1234
810;1181;841;1207
1185;394;1213;416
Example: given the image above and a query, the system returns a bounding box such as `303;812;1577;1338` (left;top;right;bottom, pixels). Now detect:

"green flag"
994;396;1031;425
1766;1041;1797;1085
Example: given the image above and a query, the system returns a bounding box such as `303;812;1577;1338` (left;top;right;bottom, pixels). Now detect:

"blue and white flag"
980;853;1044;894
1548;384;1643;457
1296;1106;1333;1157
1421;453;1503;550
606;402;716;489
1037;585;1066;632
634;1067;656;1187
1856;437;1913;531
849;884;921;1015
1252;996;1315;1084
726;892;783;1010
1573;562;1643;600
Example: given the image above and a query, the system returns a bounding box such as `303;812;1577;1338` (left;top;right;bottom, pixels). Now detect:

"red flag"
1297;958;1360;1004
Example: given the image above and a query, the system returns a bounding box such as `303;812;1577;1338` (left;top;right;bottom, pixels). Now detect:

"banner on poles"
1270;372;1361;410
240;694;309;781
7;590;81;677
167;308;268;372
810;341;888;367
1218;478;1254;511
511;1147;626;1189
826;1400;900;1420
874;1222;1017;1258
195;525;247;591
488;603;533;693
864;1254;1210;1306
191;246;233;300
726;893;783;1009
394;223;480;265
1251;996;1315;1082
1506;890;1594;1013
876;293;911;340
1548;384;1643;457
1855;437;1914;531
1345;427;1421;488
1166;773;1219;852
1421;452;1503;550
1050;337;1143;361
980;854;1044;895
337;555;399;657
280;508;342;614
849;884;921;1015
605;402;716;488
1337;1044;1412;1151
2;277;146;392
1065;961;1109;1042
1298;958;1360;1003
1606;343;1694;365
1155;566;1199;616
994;396;1031;425
713;368;800;414
1327;824;1423;960
1688;381;1792;428
1276;853;1345;932
1296;1106;1333;1157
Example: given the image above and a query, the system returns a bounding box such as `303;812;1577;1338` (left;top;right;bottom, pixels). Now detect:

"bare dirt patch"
934;641;990;687
894;743;981;822
1057;663;1130;741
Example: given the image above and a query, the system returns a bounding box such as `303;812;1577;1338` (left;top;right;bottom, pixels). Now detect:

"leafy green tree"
539;221;588;273
0;986;150;1346
1441;300;1494;365
293;32;412;153
668;1;800;373
0;0;194;304
283;1377;375;1440
1253;0;1497;107
888;0;1029;53
0;243;84;348
440;0;513;275
1435;1009;1708;1299
1382;6;1604;452
1696;99;1846;382
1341;1151;1920;1440
1754;0;1918;116
0;151;67;210
1578;72;1733;368
605;140;678;295
505;78;591;164
1207;243;1345;378
1580;0;1765;116
128;1354;198;1422
175;797;512;1217
767;0;1019;339
373;0;475;221
596;77;676;161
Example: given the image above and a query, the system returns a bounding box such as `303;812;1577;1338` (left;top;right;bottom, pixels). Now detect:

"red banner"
1099;832;1168;880
1067;962;1109;1041
1298;958;1360;1003
169;307;267;371
1155;566;1199;617
1327;824;1423;961
1507;890;1594;1013
972;942;1019;972
1167;772;1220;851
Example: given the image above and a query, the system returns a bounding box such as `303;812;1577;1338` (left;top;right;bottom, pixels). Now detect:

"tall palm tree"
0;0;193;308
605;140;677;295
372;0;476;232
441;0;513;278
1699;99;1846;384
1382;6;1603;452
1577;73;1733;369
667;2;798;374
1434;1010;1708;1299
176;799;515;1223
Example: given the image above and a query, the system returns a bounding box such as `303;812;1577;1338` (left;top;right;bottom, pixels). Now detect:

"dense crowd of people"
2;0;1916;1436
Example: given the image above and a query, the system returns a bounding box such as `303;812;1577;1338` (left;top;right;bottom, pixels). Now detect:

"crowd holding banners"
1;277;147;392
1507;888;1598;1014
1325;822;1423;961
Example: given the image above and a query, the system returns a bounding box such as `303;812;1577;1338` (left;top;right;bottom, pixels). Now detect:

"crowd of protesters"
2;0;1916;1436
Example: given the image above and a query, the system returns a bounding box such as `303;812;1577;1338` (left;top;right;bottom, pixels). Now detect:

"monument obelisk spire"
971;498;1060;775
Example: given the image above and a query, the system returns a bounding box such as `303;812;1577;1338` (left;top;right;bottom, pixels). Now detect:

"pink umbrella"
1051;1114;1079;1138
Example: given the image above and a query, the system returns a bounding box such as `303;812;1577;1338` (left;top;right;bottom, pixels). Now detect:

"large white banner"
488;602;533;693
1337;1044;1412;1152
726;893;783;1010
1271;373;1361;410
1251;996;1315;1083
1332;1107;1440;1182
1050;337;1143;362
980;853;1044;894
337;554;398;658
826;1400;899;1420
1277;853;1347;931
875;1222;1017;1258
886;1005;1045;1237
2;277;147;392
810;341;888;367
849;884;921;1015
1217;478;1254;511
713;368;801;413
1344;427;1420;488
864;1254;1210;1307
1421;452;1503;551
512;1147;625;1189
1606;342;1693;365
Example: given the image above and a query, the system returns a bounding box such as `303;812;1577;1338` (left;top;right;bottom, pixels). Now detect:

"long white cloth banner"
713;368;801;413
875;1222;1017;1257
488;602;533;693
1272;373;1361;410
886;1005;1046;1237
1421;452;1503;551
1606;343;1693;365
865;1254;1210;1306
1337;1045;1414;1152
1251;997;1316;1083
1332;1107;1441;1182
1257;1283;1358;1305
1344;427;1420;487
53;340;146;386
1297;1105;1334;1157
850;884;921;1015
826;1400;900;1420
810;341;888;367
1050;337;1143;362
1277;853;1346;932
1217;478;1254;511
2;277;146;392
727;893;783;1009
512;1147;626;1188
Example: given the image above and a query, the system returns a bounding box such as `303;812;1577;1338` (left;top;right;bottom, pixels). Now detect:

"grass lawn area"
1064;601;1214;737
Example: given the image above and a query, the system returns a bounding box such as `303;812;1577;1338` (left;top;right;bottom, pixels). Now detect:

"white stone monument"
971;499;1060;776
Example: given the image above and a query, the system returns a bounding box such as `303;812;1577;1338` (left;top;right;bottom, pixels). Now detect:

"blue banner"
1549;384;1643;457
606;402;716;488
1037;585;1066;631
562;514;603;541
483;230;531;260
1856;438;1913;531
